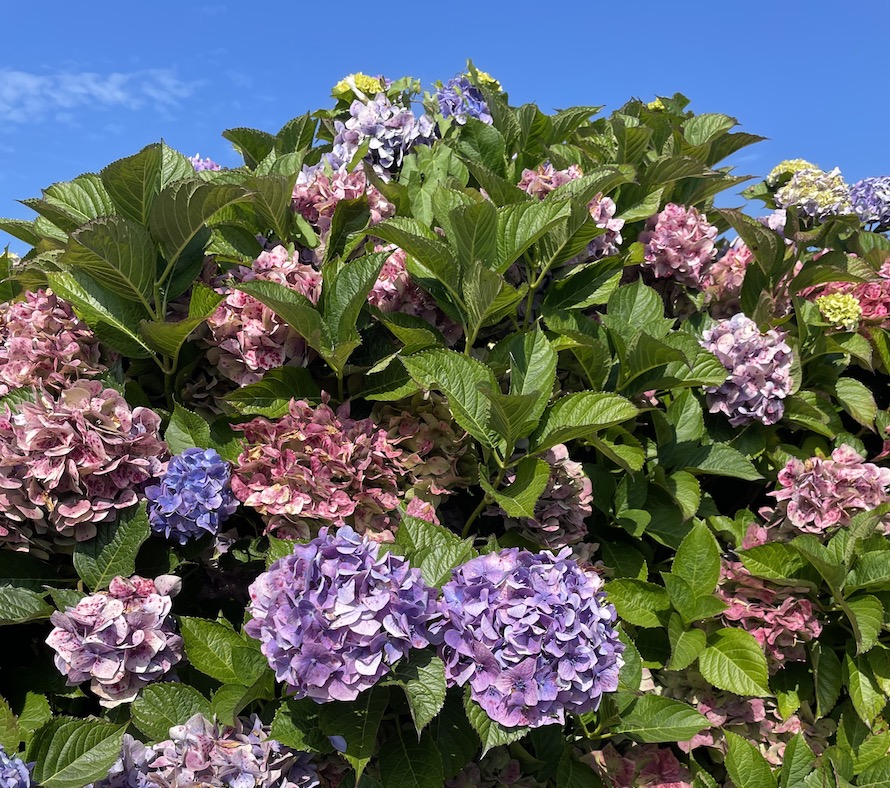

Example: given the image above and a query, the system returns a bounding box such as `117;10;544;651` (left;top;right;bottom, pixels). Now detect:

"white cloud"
0;68;199;122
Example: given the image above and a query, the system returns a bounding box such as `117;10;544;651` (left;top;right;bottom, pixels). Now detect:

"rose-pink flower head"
0;289;105;396
0;381;166;550
771;444;890;536
517;162;583;199
702;238;754;315
46;575;182;706
231;398;407;539
802;263;890;328
640;203;718;287
204;246;323;386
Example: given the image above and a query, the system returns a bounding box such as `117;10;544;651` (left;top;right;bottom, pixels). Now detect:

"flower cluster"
246;526;439;702
701;238;753;314
332;94;435;176
146;448;238;544
583;744;692;788
807;262;890;327
0;746;31;788
188;154;221;171
488;444;592;548
771;444;890;536
0;381;165;549
438;548;623;728
436;75;492;124
204;246;323;386
92;716;318;788
717;559;821;670
446;747;545;788
585;193;625;260
0;288;105;396
700;313;792;426
850;175;890;229
46;575;182;706
765;158;817;187
231;398;406;538
815;292;862;330
368;246;461;343
517;162;582;199
332;72;385;100
775;167;853;221
639;203;718;287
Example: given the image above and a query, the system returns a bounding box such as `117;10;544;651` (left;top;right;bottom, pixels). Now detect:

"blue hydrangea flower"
0;745;32;787
145;448;238;544
436;76;492;125
850;176;890;230
188;154;221;172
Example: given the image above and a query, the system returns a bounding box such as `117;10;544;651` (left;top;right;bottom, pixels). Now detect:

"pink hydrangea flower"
517;162;583;199
292;166;393;238
802;261;890;328
640;203;718;287
584;744;692;788
46;575;182;706
205;246;323;386
0;289;105;396
771;444;890;536
0;381;166;550
702;238;753;315
586;193;625;260
231;398;407;539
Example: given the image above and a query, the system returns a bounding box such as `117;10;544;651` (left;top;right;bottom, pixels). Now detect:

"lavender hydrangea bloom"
45;575;183;706
86;735;157;788
0;746;31;787
146;448;238;544
246;526;440;702
438;548;624;728
436;76;492;124
639;203;718;287
850;176;890;229
333;95;436;177
188;154;221;172
700;314;792;426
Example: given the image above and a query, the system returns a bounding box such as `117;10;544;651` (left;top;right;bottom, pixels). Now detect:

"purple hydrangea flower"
586;193;625;260
0;745;32;787
188;154;221;172
850;176;890;229
438;548;624;729
146;448;238;544
436;76;492;125
639;203;718;287
45;575;183;706
700;313;792;426
245;525;440;702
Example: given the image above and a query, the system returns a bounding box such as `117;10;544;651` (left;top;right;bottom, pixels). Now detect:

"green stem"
461;465;508;538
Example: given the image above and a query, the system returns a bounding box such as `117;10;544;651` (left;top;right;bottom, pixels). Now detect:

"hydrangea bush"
1;67;890;787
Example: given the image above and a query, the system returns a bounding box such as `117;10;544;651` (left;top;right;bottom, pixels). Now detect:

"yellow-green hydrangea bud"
766;158;818;187
475;70;501;91
816;292;862;331
332;73;384;100
647;98;665;111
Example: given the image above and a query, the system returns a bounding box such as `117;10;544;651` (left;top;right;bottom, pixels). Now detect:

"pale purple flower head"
438;548;623;729
86;735;157;788
850;176;890;230
640;203;718;287
700;313;792;426
0;381;166;549
45;575;183;706
775;167;853;221
0;746;31;787
188;154;221;172
436;76;492;125
246;526;440;702
518;162;583;200
586;193;624;260
487;444;592;549
0;289;105;397
146;448;238;544
231;398;407;540
204;246;323;386
771;444;890;536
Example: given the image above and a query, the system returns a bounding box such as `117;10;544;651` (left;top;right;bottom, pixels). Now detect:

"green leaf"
392;515;476;588
222;127;276;169
662;572;727;624
556;750;604;788
845;651;885;726
139;283;223;358
28;718;126;788
248;174;296;242
844;595;883;654
811;641;843;718
501;328;557;425
847;551;890;592
319;687;389;778
684;113;737;146
673;521;720;594
325;196;371;263
449;200;498;271
779;734;815;788
132;683;212;742
669;442;763;481
400;350;499;447
379;730;444;788
604;278;672;336
718;208;785;276
0;551;68;591
276;113;316;155
270;699;331;753
225;367;321;417
599;542;648;580
835;378;878;429
0;695;19;752
17;694;52;743
725;731;778;788
699;628;771;696
165;403;211;453
739;543;809;584
668;615;707;671
389;652;447;735
324;251;388;357
530;391;638;453
430;693;479;780
858;758;890;787
212;673;275;726
73;505;150;591
495;199;571;272
180;617;268;686
605;579;671;628
463;691;528;756
456;118;507;175
481;457;550;520
615;695;711;743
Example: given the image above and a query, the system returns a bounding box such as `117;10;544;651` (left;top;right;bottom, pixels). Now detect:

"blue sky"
3;1;889;253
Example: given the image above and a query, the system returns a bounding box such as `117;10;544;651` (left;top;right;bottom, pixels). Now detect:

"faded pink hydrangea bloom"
205;246;323;386
640;203;718;287
0;381;166;550
487;444;592;548
771;444;890;537
46;575;182;707
583;744;692;788
371;393;473;499
717;559;821;671
368;246;462;343
292;166;393;238
0;289;105;396
702;238;753;315
405;497;440;524
517;162;583;199
802;260;890;327
231;398;407;540
585;193;625;260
